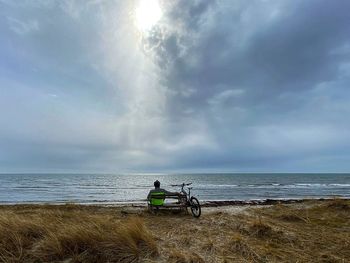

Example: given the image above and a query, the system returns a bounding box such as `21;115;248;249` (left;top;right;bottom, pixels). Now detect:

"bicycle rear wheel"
190;197;201;218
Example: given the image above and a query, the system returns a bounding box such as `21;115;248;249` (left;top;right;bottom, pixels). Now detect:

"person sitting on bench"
147;180;180;206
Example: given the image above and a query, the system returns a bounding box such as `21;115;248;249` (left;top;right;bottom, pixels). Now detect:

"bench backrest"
150;192;166;206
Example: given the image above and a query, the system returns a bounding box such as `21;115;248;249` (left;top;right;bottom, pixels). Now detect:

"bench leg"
185;206;189;214
180;205;188;214
148;204;154;214
148;204;160;215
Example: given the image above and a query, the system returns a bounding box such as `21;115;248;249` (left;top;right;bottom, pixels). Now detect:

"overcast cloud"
1;0;350;173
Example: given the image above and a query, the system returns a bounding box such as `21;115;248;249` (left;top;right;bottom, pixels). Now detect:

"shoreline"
201;197;350;206
0;197;348;207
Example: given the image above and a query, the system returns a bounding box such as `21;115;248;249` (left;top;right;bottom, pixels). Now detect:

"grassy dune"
0;206;157;262
0;199;349;262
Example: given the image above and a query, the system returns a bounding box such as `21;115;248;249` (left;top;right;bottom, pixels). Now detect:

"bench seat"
147;193;187;212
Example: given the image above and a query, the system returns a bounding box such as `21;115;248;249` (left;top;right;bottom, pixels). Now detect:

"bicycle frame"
178;183;193;204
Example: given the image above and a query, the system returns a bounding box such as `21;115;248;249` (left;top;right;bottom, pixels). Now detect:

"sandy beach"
0;199;349;262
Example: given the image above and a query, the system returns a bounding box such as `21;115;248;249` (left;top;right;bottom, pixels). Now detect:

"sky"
0;0;350;173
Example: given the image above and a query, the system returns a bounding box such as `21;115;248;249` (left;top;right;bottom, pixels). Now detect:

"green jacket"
147;187;176;206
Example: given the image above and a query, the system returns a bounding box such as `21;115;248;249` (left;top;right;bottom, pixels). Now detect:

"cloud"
140;0;350;171
0;0;350;172
7;17;39;35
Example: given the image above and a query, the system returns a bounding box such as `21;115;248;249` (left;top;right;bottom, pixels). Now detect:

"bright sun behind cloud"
135;0;162;32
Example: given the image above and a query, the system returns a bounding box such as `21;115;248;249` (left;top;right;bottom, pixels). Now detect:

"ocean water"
0;173;349;204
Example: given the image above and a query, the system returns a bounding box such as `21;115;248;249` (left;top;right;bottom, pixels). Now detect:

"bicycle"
171;182;201;218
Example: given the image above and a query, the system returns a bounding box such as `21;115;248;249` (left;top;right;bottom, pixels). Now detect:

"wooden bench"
147;192;187;213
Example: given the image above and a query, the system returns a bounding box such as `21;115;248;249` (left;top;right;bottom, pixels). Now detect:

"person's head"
154;180;160;188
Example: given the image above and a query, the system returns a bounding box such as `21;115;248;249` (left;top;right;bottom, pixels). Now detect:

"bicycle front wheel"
190;197;201;218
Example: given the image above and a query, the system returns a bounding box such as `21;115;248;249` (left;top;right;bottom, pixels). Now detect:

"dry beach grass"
0;199;349;262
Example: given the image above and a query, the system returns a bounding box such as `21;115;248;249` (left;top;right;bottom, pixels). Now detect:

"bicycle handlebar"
170;182;192;187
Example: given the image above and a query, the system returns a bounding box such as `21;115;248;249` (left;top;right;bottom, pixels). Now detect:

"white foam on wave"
329;184;350;187
189;184;239;189
294;183;350;188
194;183;350;189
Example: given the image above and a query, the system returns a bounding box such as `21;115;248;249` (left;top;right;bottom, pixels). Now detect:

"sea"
0;173;349;204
